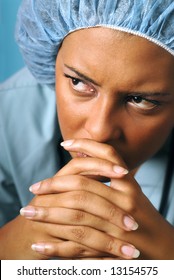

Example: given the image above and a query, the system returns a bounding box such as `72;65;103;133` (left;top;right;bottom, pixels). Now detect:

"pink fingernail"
20;206;36;218
31;244;46;253
123;215;139;230
121;245;140;259
113;165;129;175
60;140;74;147
29;182;41;192
31;243;51;253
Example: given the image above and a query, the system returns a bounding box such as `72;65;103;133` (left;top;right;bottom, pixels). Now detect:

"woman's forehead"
62;27;174;59
61;27;174;84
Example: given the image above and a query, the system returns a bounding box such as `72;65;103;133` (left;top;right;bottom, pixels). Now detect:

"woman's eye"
64;74;95;94
71;78;88;91
127;96;160;110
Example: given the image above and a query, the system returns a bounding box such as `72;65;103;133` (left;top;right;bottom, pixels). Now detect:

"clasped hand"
20;139;174;260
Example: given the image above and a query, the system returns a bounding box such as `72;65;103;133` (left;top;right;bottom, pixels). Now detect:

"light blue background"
0;0;24;83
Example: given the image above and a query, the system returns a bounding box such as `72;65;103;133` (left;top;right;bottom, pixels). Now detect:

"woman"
0;0;174;259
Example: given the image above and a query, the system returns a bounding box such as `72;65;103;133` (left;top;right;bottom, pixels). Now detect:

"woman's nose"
84;97;123;143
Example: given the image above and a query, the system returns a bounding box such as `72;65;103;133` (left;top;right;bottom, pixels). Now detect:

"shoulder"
0;67;37;91
0;67;39;90
0;67;53;97
0;68;61;198
0;66;57;138
0;67;55;117
0;67;58;170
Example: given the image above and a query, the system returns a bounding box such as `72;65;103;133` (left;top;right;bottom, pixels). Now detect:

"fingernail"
123;215;139;230
113;165;129;175
31;243;46;253
60;140;74;147
121;245;140;259
31;243;51;253
29;182;41;193
20;206;36;218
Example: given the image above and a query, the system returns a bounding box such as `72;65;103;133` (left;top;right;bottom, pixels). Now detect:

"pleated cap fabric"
15;0;174;86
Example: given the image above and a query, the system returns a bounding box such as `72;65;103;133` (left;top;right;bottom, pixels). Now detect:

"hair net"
15;0;174;86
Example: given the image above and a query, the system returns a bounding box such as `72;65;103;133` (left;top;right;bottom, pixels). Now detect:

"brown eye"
71;78;81;86
64;74;96;95
132;96;143;103
127;96;160;110
70;78;95;93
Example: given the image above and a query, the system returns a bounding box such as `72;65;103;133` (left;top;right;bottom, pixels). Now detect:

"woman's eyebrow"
128;91;171;98
64;64;171;97
64;64;100;86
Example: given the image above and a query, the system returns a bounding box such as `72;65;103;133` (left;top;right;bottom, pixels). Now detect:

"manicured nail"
60;140;74;147
20;206;36;218
31;243;51;253
31;243;46;253
29;182;41;193
121;245;140;259
123;215;139;230
113;165;129;175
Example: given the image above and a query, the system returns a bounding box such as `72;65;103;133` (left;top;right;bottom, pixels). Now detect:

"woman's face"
55;28;174;171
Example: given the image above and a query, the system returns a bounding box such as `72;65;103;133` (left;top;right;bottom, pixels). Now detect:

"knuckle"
49;176;56;185
73;190;89;205
78;176;90;189
74;246;88;257
123;196;137;213
71;226;87;241
105;145;118;159
108;206;117;221
38;208;49;220
105;238;116;253
40;177;52;189
43;242;84;258
72;210;85;223
74;175;89;190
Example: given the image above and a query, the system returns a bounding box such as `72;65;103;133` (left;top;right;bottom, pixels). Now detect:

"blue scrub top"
0;68;174;227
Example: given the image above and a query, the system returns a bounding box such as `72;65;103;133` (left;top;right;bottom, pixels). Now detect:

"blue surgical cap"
15;0;174;86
